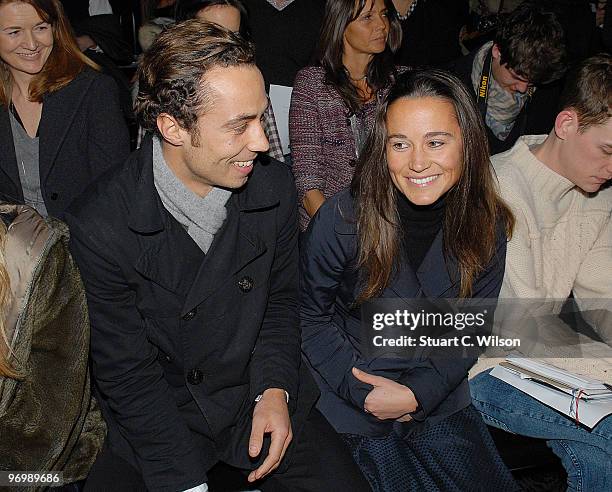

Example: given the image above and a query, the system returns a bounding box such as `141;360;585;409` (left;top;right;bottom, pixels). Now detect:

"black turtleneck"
396;193;446;270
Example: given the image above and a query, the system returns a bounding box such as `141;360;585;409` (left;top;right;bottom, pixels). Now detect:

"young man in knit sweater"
470;54;612;491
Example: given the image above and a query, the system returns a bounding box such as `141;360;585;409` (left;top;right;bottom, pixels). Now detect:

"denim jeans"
470;370;612;492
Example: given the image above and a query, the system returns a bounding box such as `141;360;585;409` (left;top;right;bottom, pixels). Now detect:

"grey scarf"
265;0;297;11
152;136;231;253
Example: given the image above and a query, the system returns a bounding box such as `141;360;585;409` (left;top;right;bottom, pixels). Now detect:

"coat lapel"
387;263;422;299
416;230;459;297
180;160;282;315
127;136;273;314
181;195;268;317
133;220;205;298
128;135;206;297
0;107;21;197
38;72;92;185
387;229;459;299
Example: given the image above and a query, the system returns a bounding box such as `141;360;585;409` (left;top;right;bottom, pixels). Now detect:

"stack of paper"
491;357;612;429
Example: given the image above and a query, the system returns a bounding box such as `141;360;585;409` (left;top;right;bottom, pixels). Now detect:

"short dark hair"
135;20;255;138
560;53;612;131
317;0;402;114
174;0;250;39
495;2;567;85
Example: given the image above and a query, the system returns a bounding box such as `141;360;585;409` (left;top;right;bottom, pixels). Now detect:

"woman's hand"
303;190;326;218
352;367;418;420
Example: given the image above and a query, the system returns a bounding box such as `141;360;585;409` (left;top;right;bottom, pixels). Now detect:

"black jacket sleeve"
85;73;130;176
248;165;302;413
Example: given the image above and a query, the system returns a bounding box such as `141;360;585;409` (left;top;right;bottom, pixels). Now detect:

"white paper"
506;356;609;390
269;84;293;155
491;366;612;429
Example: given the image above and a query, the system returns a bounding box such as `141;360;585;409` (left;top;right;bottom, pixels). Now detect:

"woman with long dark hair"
0;0;129;219
289;0;403;230
300;69;518;491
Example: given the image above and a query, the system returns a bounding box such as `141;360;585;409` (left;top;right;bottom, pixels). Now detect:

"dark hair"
494;2;567;85
174;0;250;39
351;69;514;301
0;0;98;105
136;20;255;139
560;53;612;131
317;0;402;114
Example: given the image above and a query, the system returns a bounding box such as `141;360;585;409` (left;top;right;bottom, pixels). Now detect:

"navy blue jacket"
300;190;507;437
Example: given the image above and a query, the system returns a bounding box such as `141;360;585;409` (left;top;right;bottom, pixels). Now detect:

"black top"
397;192;445;270
242;0;326;87
394;0;469;69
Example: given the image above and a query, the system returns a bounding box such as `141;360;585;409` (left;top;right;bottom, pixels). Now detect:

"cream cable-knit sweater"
471;135;612;381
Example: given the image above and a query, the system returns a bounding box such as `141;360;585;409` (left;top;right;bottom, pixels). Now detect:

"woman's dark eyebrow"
387;131;453;139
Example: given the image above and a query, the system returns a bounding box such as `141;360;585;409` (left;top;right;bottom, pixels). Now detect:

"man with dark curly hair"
448;2;568;154
64;20;369;492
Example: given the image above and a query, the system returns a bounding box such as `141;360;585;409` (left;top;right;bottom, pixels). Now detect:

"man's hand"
247;388;292;483
352;367;418;420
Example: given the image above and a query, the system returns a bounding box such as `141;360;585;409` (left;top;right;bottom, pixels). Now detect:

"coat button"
50;192;58;200
182;309;197;321
187;368;203;385
164;354;172;363
238;276;254;293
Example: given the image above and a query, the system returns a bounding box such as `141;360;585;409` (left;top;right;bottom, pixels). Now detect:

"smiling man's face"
165;64;270;197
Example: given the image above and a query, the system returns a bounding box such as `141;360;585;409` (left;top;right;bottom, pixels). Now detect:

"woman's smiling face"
386;96;463;205
0;2;53;79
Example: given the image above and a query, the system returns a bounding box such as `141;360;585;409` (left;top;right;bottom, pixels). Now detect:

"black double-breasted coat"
65;136;318;492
